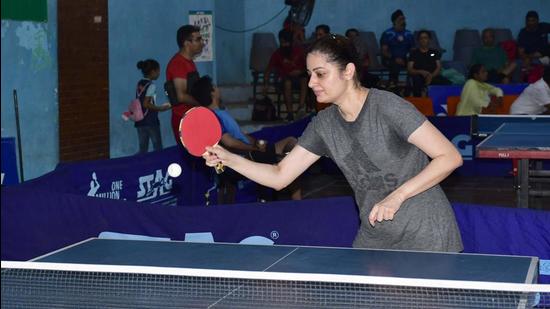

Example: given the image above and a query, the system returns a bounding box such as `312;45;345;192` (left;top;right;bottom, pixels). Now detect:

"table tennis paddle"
179;107;224;174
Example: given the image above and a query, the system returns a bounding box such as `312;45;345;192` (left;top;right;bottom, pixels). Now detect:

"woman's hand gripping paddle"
179;107;224;174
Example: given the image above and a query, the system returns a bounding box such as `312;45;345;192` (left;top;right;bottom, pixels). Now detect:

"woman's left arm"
369;120;463;226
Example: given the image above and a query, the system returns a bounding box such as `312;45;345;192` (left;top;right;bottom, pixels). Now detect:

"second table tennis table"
476;122;550;208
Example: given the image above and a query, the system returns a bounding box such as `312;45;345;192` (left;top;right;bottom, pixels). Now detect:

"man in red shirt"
166;25;204;143
263;29;307;121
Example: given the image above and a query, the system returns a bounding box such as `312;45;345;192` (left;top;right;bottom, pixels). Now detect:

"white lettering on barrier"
87;172;123;200
184;232;277;246
96;231;280;246
452;134;473;160
111;180;123;191
137;169;172;202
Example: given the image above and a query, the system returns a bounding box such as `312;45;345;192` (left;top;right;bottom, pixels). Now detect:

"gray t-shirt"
298;89;463;252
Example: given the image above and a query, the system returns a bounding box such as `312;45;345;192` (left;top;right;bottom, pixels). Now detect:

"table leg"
517;159;529;208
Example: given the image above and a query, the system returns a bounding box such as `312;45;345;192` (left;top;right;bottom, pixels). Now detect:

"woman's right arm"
204;144;319;191
486;84;504;97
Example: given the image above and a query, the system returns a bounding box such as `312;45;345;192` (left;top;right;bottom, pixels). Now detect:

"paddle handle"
214;162;224;174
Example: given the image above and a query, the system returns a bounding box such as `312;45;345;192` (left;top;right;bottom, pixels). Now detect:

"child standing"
134;59;171;153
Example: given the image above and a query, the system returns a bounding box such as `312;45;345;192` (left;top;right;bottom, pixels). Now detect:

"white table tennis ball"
167;163;182;177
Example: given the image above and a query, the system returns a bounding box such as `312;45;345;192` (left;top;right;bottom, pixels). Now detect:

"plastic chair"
446;96;461;116
357;31;387;74
452;29;482;68
500;95;518;114
493;28;513;45
481;95;518;114
403;97;435;116
249;32;278;99
453;46;480;65
453;29;482;51
447;94;516;116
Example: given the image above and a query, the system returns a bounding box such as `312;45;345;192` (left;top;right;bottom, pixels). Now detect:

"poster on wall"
189;11;213;62
1;0;47;22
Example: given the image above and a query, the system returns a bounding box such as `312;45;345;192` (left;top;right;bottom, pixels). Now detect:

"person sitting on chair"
191;75;301;203
407;30;451;97
510;67;550;115
380;9;415;90
518;11;550;69
471;28;517;84
263;29;308;122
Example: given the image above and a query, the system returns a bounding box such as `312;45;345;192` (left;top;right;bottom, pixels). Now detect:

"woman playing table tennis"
204;34;464;252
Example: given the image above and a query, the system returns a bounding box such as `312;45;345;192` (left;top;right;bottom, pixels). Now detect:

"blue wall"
240;0;549;82
1;0;58;180
215;0;246;84
108;0;215;158
1;0;549;180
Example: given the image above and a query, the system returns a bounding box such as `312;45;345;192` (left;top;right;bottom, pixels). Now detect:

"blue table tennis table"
471;114;550;138
2;238;548;308
476;122;550;208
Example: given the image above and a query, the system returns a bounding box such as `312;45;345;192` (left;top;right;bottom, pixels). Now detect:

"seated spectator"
380;9;414;89
315;24;330;40
510;67;550;115
407;30;451;97
471;28;517;84
345;28;380;88
518;10;550;68
456;64;503;116
191;76;301;203
263;29;308;121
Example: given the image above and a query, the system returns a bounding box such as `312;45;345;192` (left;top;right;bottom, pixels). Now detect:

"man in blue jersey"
380;9;415;89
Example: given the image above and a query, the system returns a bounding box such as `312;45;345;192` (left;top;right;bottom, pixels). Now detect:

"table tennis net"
2;262;549;309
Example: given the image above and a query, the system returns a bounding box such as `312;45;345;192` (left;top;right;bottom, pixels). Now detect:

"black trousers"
409;74;452;97
382;57;406;83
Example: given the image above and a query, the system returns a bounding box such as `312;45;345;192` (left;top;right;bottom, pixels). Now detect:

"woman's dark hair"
136;59;160;76
417;30;431;40
307;34;361;86
468;64;484;79
190;75;214;107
